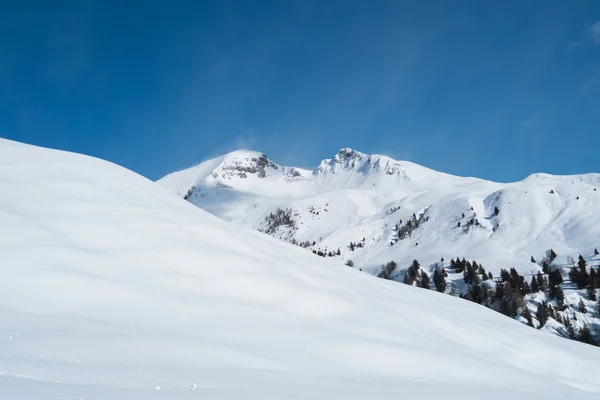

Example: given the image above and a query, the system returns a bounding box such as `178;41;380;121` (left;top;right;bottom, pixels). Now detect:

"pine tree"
420;271;430;289
595;248;599;256
522;281;531;295
578;298;587;313
555;312;563;325
494;206;500;216
531;256;536;263
536;272;545;292
433;268;447;293
555;285;565;309
495;280;505;300
587;287;597;301
578;325;596;345
378;261;397;280
564;318;576;339
469;284;484;304
488;271;493;281
463;264;475;285
542;261;549;274
536;301;549;328
549;269;563;287
407;259;420;283
522;306;534;327
570;256;590;289
590;268;598;291
547;304;556;320
531;276;540;293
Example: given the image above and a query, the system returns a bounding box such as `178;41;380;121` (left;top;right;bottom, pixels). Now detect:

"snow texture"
1;139;600;399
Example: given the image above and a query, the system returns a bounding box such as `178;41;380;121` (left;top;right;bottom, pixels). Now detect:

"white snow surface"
158;148;600;277
2;139;600;399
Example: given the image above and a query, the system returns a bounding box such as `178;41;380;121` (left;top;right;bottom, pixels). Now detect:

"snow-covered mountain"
3;139;600;398
159;148;600;276
159;148;600;344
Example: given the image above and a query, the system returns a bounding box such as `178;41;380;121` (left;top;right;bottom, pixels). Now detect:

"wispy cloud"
566;41;582;52
520;116;542;131
591;20;600;44
582;76;600;92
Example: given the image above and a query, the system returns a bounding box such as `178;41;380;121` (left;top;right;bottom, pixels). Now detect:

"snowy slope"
158;148;600;277
2;139;600;399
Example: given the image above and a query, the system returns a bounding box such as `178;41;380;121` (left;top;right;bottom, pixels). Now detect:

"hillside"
159;148;600;344
2;139;600;398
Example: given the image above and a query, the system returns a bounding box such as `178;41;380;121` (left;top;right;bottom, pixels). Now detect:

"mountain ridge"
158;147;600;345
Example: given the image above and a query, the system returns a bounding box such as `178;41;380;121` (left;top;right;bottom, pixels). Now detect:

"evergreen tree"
587;287;597;301
500;269;511;283
531;256;536;263
578;325;596;345
522;306;534;327
522;281;531;295
494;206;500;216
420;271;430;289
463;264;475;285
495;280;505;300
595;248;599;256
536;272;545;292
555;285;565;309
564;318;576;339
536;301;549;328
570;256;590;289
531;276;540;293
549;269;563;287
406;259;420;284
542;261;549;274
578;298;587;313
433;268;447;293
469;284;483;304
547;304;556;320
488;272;493;281
378;261;398;280
590;268;598;291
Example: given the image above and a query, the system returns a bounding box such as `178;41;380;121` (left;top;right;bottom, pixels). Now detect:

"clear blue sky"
1;1;600;182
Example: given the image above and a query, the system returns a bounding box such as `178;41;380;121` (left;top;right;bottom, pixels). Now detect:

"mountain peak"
211;150;279;180
334;148;369;164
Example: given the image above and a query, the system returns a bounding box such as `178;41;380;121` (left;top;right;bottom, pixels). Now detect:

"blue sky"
1;1;600;182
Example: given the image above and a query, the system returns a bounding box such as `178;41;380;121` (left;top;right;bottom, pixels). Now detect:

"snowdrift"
1;139;600;399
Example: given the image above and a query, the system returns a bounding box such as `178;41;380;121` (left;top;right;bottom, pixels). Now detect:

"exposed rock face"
212;153;279;180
